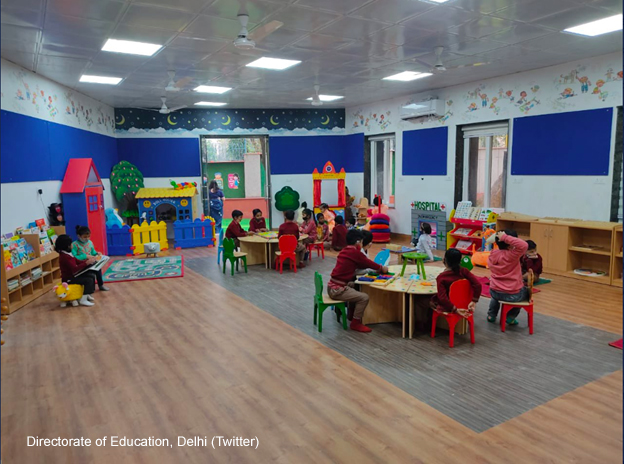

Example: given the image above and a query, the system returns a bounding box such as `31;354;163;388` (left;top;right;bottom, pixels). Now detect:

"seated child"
317;213;330;246
431;248;481;316
330;216;348;251
72;225;109;291
278;210;306;267
356;230;375;276
299;208;318;247
521;240;542;282
55;234;96;307
345;218;355;231
327;229;389;333
249;209;268;233
320;203;336;233
412;222;434;262
225;209;253;248
487;230;529;326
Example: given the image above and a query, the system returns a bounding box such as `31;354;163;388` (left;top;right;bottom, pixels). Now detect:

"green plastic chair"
222;237;248;276
313;272;347;333
400;252;428;278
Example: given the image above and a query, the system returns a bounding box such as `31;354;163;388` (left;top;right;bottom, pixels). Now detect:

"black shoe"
335;308;341;323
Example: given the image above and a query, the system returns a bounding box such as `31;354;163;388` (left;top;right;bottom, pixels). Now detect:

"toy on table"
373;249;391;266
257;231;278;240
54;282;84;307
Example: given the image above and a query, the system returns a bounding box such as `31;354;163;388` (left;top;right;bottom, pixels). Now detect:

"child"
521;240;543;282
330;215;348;251
55;234;96;307
320;203;336;233
361;230;374;257
431;248;481;316
412;222;434;262
249;209;268;233
317;213;330;246
299;208;318;247
72;225;109;291
278;210;306;267
345;218;355;231
328;229;389;333
487;230;529;326
225;210;253;248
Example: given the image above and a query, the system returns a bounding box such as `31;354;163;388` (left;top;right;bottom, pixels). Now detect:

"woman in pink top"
487;230;529;326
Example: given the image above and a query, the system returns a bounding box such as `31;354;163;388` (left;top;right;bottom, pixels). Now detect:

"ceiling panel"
452;0;535;15
0;24;41;45
484;23;555;44
293;0;375;14
1;5;44;28
449;16;518;39
291;33;354;51
44;12;115;39
583;0;624;13
120;4;196;31
367;25;436;46
1;51;36;70
183;14;255;40
398;7;480;32
251;27;310;49
203;0;287;23
490;0;580;22
133;0;215;14
317;16;391;40
1;39;39;55
348;0;433;24
42;30;107;54
167;35;229;53
262;5;341;32
533;5;615;29
0;0;44;11
46;0;128;22
110;24;180;44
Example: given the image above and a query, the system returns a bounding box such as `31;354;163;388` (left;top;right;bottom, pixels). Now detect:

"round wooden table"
238;233;308;269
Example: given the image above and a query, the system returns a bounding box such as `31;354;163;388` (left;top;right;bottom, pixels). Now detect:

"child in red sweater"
299;208;318;246
278;210;306;267
55;234;96;307
330;215;348;251
431;248;482;315
249;209;268;233
487;230;529;326
328;229;388;333
521;240;543;282
225;210;253;248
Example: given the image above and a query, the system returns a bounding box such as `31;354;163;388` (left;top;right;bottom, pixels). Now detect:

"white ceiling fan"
233;11;283;50
138;97;187;115
164;70;193;92
417;46;490;73
311;85;323;106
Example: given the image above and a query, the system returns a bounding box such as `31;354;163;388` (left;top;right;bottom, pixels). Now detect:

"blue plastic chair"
217;228;225;264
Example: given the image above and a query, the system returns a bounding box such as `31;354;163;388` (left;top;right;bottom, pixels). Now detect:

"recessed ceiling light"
420;0;451;4
79;75;122;85
102;38;162;56
306;95;344;102
246;57;301;70
194;85;232;94
383;71;432;82
195;101;227;107
563;14;623;37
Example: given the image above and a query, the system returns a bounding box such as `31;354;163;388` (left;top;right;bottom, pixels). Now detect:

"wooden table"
357;265;468;338
238;234;308;269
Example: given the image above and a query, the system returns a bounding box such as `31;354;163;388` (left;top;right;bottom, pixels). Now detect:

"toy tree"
110;161;145;217
275;186;300;211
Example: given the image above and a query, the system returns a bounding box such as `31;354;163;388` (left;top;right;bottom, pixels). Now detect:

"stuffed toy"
48;203;65;226
105;208;124;228
53;282;84;307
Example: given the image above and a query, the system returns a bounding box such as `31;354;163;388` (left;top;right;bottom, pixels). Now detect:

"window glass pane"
490;135;508;208
375;141;384;198
468;136;487;207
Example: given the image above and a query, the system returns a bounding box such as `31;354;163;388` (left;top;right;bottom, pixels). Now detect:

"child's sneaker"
99;285;110;291
506;317;519;326
487;316;496;323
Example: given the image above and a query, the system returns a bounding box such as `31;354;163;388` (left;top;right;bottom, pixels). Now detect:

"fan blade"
248;20;283;42
445;61;490;70
414;58;434;68
168;105;188;112
175;76;193;88
136;107;162;112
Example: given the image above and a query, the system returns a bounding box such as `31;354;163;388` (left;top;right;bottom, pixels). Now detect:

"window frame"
368;134;396;208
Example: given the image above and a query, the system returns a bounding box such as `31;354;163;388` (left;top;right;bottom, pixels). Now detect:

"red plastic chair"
501;270;534;334
275;235;298;274
431;279;475;348
306;241;325;261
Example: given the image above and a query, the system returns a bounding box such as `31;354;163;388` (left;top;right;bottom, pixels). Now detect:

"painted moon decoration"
116;115;125;125
321;115;330;125
167;115;177;126
222;115;232;126
270;115;279;126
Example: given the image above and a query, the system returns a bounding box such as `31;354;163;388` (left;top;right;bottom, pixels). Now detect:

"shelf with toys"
446;201;498;255
2;225;65;314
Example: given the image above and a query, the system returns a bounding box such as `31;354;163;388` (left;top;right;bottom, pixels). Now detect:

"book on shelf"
455;240;473;251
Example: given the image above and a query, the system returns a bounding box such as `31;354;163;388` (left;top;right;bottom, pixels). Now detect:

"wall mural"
0;59;116;136
114;108;346;136
347;53;622;134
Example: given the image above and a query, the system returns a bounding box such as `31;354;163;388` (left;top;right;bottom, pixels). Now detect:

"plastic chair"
217;228;225;265
222;237;247;276
307;241;325;260
275;235;298;274
400;252;428;278
374;249;391;267
431;279;475;348
501;270;534;334
313;272;347;333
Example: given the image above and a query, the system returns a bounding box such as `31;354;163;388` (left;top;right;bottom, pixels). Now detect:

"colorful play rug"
103;256;184;283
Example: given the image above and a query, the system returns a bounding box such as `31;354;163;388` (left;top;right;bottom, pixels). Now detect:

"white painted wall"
347;52;623;234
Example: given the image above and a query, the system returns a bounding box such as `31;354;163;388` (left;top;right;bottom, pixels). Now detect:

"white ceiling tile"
336;40;396;57
583;0;623;13
1;39;38;54
367;25;433;46
452;0;535;15
39;42;99;59
1;51;36;70
446;38;507;56
398;6;480;31
168;35;229;54
519;32;588;50
42;30;106;52
478;44;557;62
485;23;555;44
534;6;616;30
133;0;214;14
264;5;341;32
490;0;579;22
120;4;196;31
110;24;179;44
449;15;518;39
291;33;354;51
203;0;287;23
0;24;41;44
44;13;115;39
293;0;375;14
349;0;434;24
0;0;43;11
412;32;470;50
184;15;253;40
252;27;310;49
318;16;391;40
380;44;431;61
46;0;127;22
1;6;44;28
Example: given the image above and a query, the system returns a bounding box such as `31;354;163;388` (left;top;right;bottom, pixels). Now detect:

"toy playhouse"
60;158;107;254
312;161;346;219
136;186;201;224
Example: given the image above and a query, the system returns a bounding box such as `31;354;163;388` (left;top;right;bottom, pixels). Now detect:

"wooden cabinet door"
545;225;569;273
530;223;552;268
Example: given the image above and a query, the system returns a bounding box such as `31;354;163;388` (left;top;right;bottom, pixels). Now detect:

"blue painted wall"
1;110;118;182
117;138;201;177
402;126;448;176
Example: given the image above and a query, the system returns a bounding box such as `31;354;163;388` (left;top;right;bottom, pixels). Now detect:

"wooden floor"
1;244;622;463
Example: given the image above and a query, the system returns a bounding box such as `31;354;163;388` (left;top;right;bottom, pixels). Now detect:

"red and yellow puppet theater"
312;161;346;219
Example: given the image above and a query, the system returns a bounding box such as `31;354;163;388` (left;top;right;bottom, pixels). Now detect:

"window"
462;123;508;209
367;135;396;207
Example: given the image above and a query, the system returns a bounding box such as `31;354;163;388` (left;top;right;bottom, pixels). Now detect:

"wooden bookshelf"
1;226;64;314
496;212;537;241
611;225;622;287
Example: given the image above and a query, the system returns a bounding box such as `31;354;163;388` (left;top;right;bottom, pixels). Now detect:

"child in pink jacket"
487;230;529;326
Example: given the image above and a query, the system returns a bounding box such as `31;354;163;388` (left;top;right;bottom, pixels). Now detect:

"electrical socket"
37;188;43;195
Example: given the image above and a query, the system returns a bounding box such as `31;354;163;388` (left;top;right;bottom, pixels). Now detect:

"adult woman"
208;180;224;231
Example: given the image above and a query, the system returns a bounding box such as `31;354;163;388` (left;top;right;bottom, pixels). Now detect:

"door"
85;186;107;255
546;225;569;273
531;223;551;268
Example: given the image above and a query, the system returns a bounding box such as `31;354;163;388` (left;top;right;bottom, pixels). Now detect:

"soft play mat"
103;256;184;283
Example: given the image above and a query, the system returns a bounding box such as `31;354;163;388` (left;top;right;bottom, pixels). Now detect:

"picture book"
257;231;278;240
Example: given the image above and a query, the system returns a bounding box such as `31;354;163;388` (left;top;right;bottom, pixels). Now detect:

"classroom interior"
0;0;623;462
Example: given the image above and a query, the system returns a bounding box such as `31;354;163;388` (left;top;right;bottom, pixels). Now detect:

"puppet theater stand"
312;161;346;219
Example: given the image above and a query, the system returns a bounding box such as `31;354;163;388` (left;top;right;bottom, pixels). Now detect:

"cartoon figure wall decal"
577;75;591;93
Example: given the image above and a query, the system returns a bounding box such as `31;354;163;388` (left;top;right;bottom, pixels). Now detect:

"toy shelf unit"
447;202;498;255
611;225;622;287
1;227;64;314
566;222;618;285
495;212;537;241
